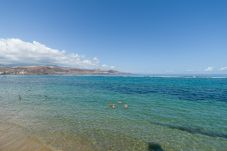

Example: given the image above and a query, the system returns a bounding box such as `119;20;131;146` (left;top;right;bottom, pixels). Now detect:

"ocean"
0;75;227;151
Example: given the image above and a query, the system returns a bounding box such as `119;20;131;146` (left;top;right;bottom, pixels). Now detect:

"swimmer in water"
123;104;128;109
18;95;22;101
108;102;117;109
111;104;117;109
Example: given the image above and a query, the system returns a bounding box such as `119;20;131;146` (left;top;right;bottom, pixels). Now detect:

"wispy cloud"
0;38;114;69
219;66;227;71
204;66;214;72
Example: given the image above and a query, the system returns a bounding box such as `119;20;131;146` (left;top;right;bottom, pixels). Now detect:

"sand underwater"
0;75;227;151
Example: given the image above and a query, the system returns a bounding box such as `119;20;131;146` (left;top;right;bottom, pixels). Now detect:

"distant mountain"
0;66;122;75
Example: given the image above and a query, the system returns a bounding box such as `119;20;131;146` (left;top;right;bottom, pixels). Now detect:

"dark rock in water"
148;142;165;151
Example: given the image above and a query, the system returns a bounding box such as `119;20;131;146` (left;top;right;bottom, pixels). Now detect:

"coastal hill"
0;66;121;75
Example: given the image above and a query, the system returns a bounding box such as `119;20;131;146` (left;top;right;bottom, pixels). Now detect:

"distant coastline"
0;66;226;78
0;66;123;75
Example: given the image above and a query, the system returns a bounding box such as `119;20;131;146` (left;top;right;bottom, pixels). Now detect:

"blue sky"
0;0;227;74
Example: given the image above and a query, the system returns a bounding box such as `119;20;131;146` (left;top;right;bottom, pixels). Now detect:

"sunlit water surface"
0;75;227;151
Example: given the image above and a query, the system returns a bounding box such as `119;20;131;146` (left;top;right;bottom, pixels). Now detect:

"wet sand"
0;122;54;151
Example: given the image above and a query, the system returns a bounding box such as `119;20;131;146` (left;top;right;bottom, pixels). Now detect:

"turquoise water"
0;75;227;151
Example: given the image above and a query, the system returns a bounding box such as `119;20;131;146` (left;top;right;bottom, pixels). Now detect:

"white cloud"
220;66;227;71
204;66;214;72
0;38;114;69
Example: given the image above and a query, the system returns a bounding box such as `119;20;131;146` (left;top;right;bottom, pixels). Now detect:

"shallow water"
0;75;227;151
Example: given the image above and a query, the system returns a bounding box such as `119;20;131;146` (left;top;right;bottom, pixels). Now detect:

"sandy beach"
0;122;53;151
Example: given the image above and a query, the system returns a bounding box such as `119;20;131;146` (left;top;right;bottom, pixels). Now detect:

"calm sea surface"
0;75;227;151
